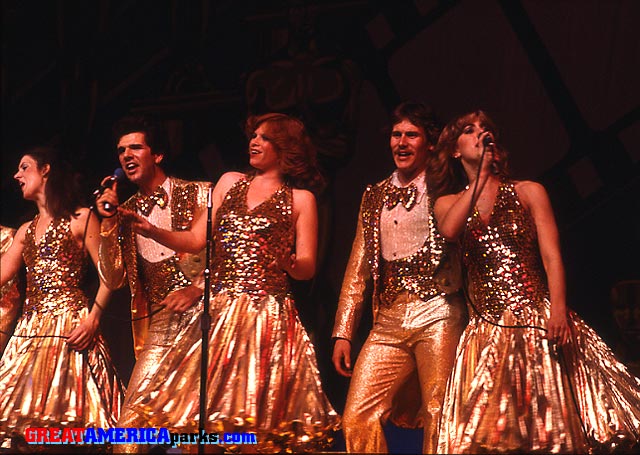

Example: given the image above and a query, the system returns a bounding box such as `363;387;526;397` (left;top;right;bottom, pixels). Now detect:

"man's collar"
391;170;426;194
139;176;170;197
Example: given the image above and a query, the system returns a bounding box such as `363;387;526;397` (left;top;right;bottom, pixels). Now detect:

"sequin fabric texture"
128;177;340;452
0;226;21;355
333;173;467;453
333;175;459;340
99;178;208;444
98;177;208;358
137;254;191;307
438;180;640;454
210;179;294;302
0;216;124;440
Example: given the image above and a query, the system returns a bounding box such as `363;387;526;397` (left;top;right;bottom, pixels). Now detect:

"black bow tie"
384;183;418;211
136;186;168;216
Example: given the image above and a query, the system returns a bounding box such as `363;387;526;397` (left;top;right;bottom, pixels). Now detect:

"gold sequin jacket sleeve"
98;216;127;290
0;225;21;355
332;192;372;341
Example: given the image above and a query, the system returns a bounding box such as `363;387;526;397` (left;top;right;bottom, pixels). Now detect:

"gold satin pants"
115;302;200;454
342;292;466;453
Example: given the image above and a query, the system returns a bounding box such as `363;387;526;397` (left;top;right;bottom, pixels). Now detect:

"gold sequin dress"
0;216;124;440
129;178;339;452
438;180;640;454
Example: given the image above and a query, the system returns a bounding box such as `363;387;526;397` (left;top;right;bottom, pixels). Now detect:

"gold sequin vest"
137;254;191;306
362;177;450;305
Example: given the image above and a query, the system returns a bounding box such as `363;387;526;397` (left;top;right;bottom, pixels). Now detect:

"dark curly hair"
112;114;169;157
428;110;509;199
245;113;325;194
22;146;84;219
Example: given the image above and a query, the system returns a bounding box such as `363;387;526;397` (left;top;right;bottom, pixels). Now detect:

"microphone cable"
460;140;547;333
457;138;588;444
0;206;170;340
0;305;168;340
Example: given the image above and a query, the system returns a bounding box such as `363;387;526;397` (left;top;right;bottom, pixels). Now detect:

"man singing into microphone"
332;101;467;453
95;115;210;451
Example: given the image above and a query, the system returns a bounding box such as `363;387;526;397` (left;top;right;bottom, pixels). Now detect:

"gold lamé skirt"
129;290;340;453
0;306;124;439
438;299;640;454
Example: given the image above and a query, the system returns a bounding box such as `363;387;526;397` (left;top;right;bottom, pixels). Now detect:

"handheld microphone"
482;133;495;147
481;134;498;174
94;168;125;212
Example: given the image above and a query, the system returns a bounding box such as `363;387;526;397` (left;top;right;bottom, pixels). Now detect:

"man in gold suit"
96;115;210;449
332;101;467;453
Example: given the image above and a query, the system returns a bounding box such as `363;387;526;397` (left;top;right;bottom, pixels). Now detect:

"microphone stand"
198;186;213;454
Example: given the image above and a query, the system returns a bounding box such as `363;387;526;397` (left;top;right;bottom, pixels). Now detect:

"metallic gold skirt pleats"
128;291;340;453
0;307;124;440
438;300;640;453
